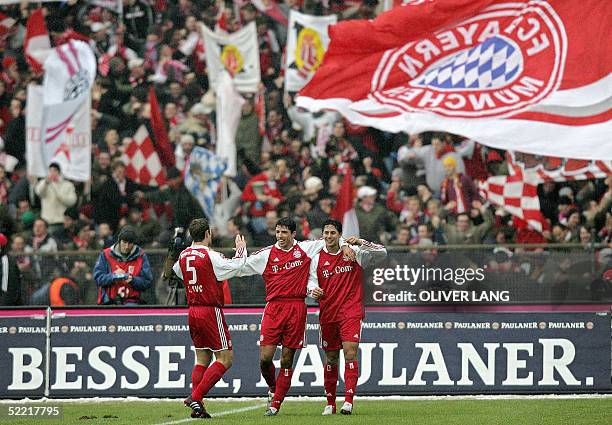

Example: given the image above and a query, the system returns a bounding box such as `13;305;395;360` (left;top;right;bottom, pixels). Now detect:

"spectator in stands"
355;186;397;243
93;160;140;231
241;164;283;234
253;210;278;247
432;201;493;244
138;167;204;233
402;134;465;195
24;218;59;283
0;233;21;306
93;226;153;305
34;163;77;235
440;156;477;215
236;97;262;165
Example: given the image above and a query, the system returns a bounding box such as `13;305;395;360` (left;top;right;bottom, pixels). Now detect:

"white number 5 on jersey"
186;256;197;285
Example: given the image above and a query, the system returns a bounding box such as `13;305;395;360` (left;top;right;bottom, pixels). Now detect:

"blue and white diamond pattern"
413;36;523;90
184;146;228;219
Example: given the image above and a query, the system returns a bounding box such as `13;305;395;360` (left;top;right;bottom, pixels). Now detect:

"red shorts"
260;300;307;349
188;306;232;351
319;318;362;351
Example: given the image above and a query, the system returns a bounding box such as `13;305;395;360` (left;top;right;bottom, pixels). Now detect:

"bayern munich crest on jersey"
371;1;567;118
293;250;302;258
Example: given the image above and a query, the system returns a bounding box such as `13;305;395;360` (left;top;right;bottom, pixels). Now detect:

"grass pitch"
1;396;611;425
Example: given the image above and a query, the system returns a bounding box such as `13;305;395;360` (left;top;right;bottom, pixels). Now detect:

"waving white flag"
26;40;96;181
216;72;245;177
285;11;336;93
201;22;260;93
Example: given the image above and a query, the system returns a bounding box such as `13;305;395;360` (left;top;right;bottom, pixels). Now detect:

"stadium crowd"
0;0;610;306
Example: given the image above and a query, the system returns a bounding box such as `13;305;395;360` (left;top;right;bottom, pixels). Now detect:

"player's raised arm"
209;235;248;280
235;245;271;277
347;237;387;268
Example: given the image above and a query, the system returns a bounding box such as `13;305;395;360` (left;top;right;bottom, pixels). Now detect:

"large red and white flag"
480;153;612;232
298;0;612;160
24;9;51;73
122;126;166;186
479;156;545;232
285;11;336;92
331;167;360;238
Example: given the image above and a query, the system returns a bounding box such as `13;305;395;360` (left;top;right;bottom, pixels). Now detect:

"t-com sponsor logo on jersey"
371;1;567;118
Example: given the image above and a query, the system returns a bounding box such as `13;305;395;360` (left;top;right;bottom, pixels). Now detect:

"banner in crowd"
26;85;92;182
0;309;609;397
216;72;245;177
201;22;260;93
479;152;612;232
184;146;227;219
285;11;336;93
121;126;166;187
88;0;123;15
297;0;612;160
26;40;96;181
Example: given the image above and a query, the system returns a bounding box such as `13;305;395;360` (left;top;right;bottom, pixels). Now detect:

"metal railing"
7;243;612;306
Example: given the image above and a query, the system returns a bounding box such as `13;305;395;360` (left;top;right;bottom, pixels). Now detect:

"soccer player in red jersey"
172;218;247;418
237;217;355;416
308;219;387;415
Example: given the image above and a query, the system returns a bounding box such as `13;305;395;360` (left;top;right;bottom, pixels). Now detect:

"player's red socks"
261;362;277;393
192;361;227;401
344;361;359;403
271;368;293;410
191;364;207;389
324;363;338;405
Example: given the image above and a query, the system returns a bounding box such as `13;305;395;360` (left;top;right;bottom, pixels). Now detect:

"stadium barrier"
10;243;612;306
0;306;609;398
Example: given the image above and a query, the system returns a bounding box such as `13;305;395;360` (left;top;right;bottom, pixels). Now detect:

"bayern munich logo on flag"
370;1;567;118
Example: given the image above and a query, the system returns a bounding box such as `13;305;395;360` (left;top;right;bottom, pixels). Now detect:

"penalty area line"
154;403;267;425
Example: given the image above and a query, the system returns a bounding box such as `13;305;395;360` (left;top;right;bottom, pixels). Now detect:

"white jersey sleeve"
172;261;182;279
298;237;347;259
355;240;387;268
307;252;321;296
236;246;272;277
209;246;247;281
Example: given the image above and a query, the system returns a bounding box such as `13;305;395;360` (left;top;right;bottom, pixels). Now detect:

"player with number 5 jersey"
172;218;247;419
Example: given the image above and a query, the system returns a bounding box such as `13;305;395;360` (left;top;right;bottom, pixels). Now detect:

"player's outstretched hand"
345;236;363;246
310;287;324;300
235;234;247;251
341;245;357;262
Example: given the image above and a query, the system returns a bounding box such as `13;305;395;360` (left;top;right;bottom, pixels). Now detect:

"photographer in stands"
93;226;153;305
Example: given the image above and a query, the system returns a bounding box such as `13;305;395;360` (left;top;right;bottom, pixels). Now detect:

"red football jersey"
316;249;364;324
174;244;246;307
178;247;224;307
240;240;333;302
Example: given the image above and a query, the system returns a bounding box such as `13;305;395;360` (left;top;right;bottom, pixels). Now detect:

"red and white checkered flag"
122;126;166;186
479;158;545;232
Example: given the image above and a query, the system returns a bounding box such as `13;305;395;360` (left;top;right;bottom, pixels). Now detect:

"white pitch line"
2;394;612;404
154;403;267;425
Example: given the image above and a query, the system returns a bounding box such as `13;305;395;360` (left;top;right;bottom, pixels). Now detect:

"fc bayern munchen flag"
297;0;612;160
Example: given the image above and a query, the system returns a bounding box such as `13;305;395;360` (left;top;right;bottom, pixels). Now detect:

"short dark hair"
322;219;342;234
276;217;296;233
49;162;61;173
189;218;210;242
